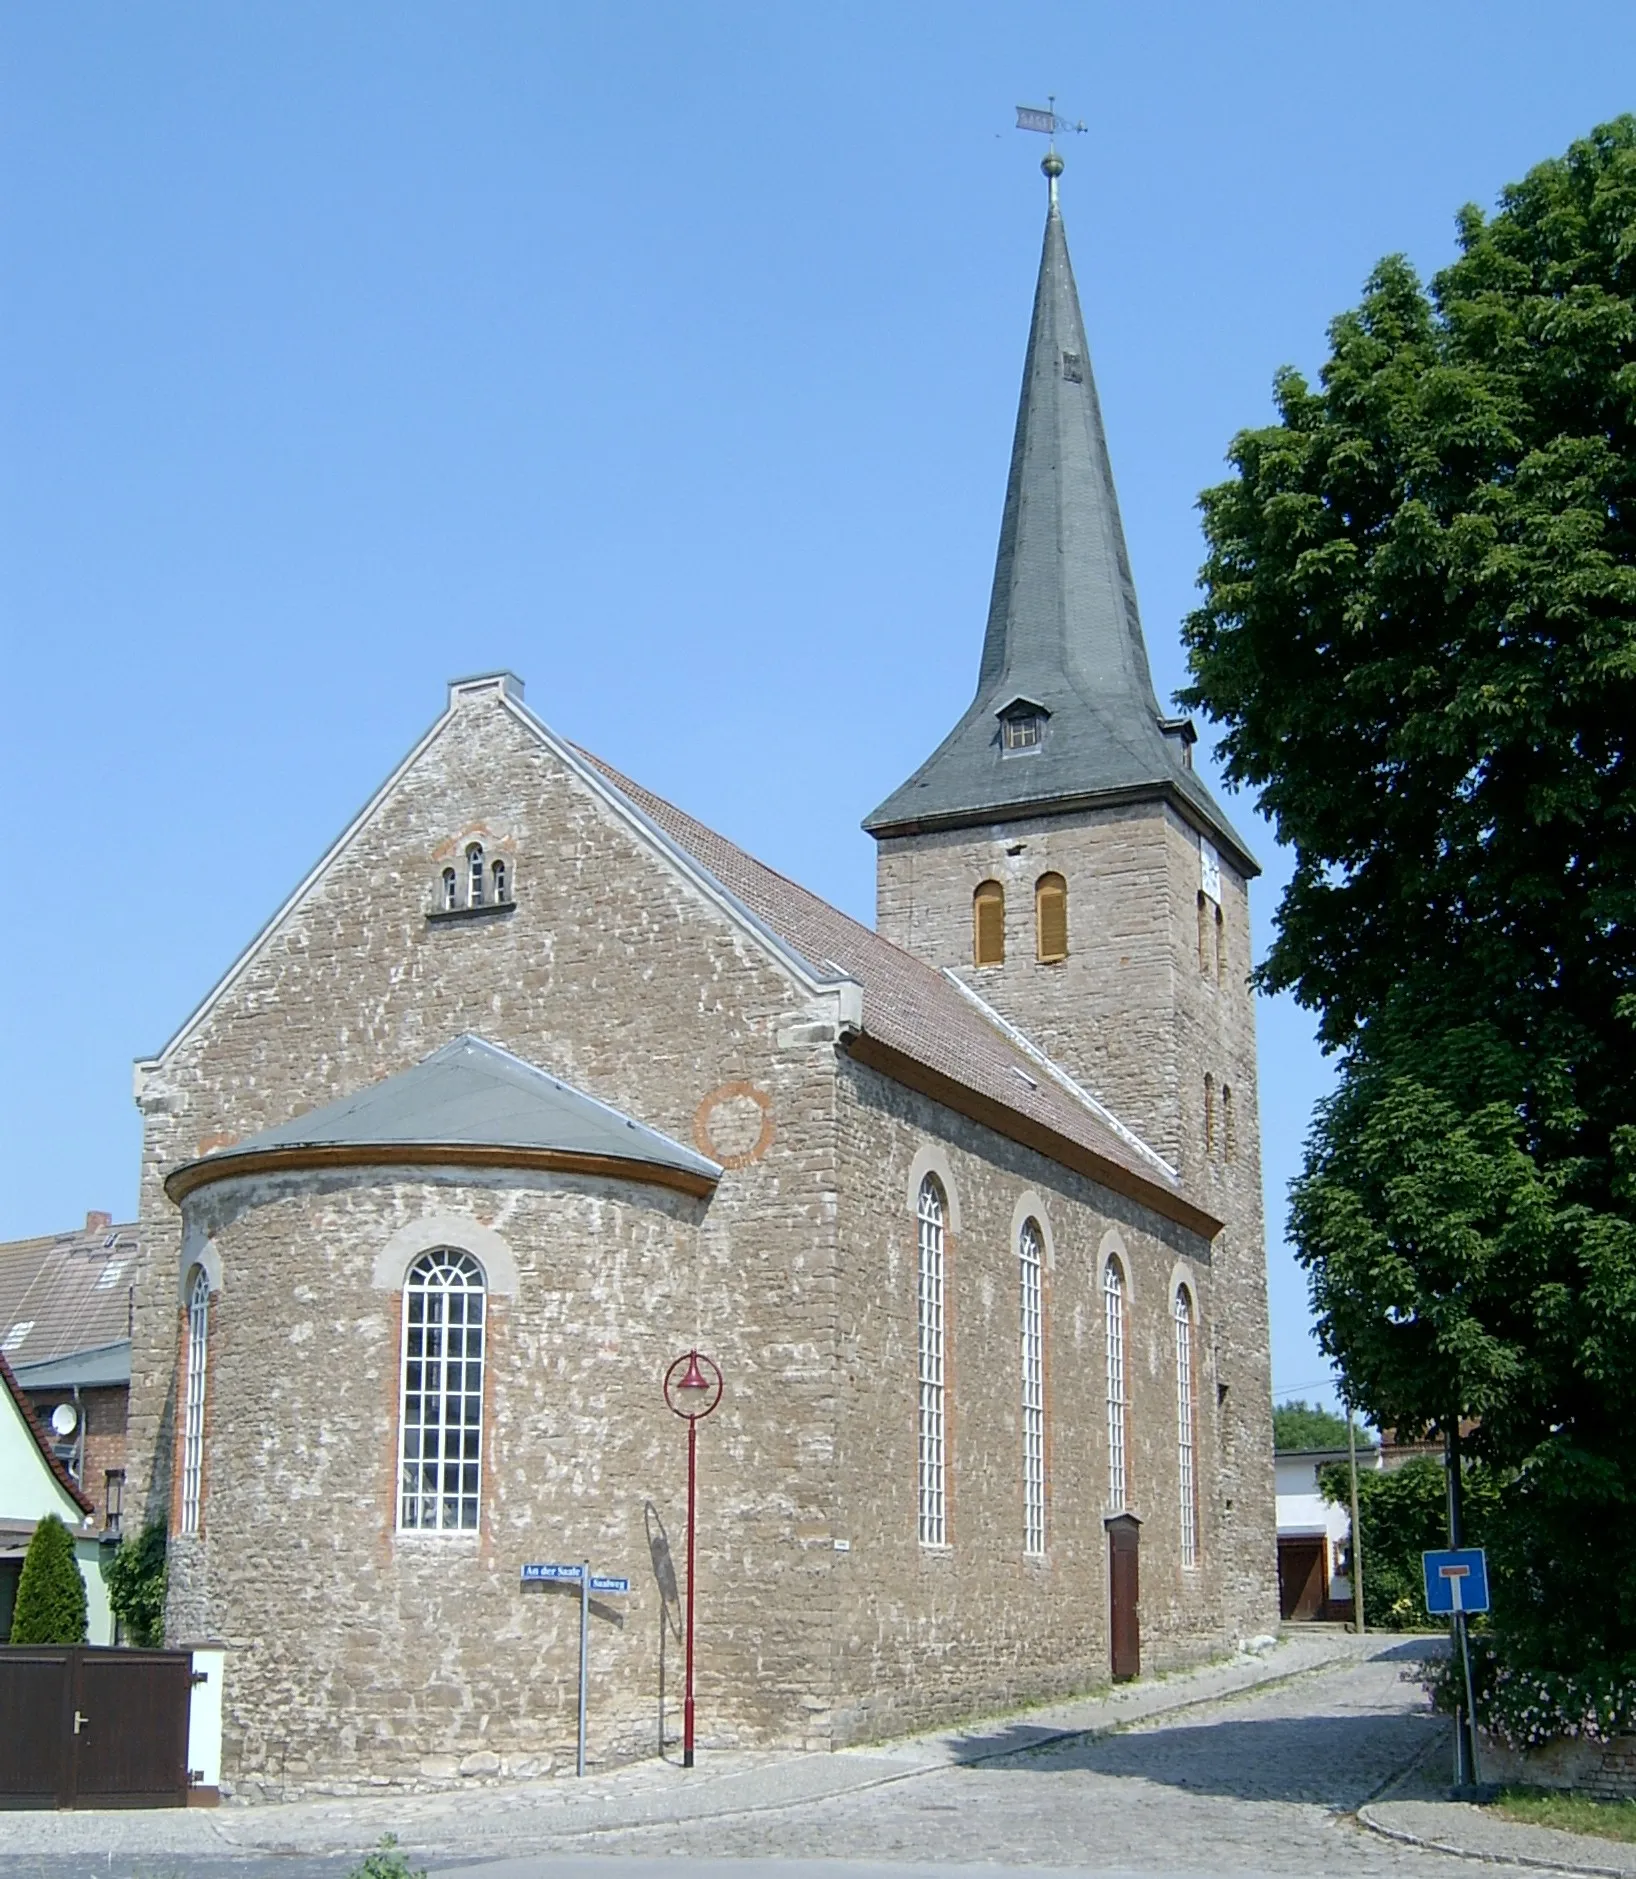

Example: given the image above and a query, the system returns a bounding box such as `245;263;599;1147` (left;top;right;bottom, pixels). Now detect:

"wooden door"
1277;1537;1327;1621
1107;1514;1141;1681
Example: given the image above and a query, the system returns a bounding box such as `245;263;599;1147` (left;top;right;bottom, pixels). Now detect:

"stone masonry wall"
827;1056;1232;1744
128;681;846;1786
874;800;1277;1642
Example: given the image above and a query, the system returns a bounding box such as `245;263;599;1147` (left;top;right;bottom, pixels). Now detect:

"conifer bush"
10;1513;88;1645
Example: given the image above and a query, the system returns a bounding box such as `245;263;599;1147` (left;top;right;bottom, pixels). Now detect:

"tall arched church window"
916;1177;948;1546
467;844;485;909
1175;1287;1199;1567
441;867;458;913
973;881;1005;967
1019;1218;1045;1556
1204;1074;1216;1157
1035;873;1068;964
399;1249;487;1532
1104;1258;1129;1512
180;1266;210;1535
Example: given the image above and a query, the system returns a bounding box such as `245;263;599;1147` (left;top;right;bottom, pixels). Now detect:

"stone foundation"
1479;1731;1636;1800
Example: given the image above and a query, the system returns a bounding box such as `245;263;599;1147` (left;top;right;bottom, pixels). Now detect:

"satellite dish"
50;1402;78;1437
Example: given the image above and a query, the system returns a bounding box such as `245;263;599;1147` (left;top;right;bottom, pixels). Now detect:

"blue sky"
3;2;1630;1410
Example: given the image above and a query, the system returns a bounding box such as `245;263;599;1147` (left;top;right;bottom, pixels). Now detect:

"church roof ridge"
864;164;1256;875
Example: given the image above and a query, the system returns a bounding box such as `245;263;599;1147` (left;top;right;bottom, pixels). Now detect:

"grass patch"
1490;1786;1636;1844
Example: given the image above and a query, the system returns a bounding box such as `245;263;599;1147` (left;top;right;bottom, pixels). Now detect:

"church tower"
866;158;1270;1550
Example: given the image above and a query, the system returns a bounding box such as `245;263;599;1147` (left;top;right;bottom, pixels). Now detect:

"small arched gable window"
1019;1218;1045;1557
399;1248;487;1532
1035;873;1068;963
441;867;458;912
916;1176;948;1546
974;881;1005;967
1223;1085;1236;1163
180;1265;210;1535
492;858;508;903
1215;903;1226;986
1175;1286;1199;1567
1104;1257;1129;1512
467;844;485;909
1197;891;1210;976
1204;1073;1216;1157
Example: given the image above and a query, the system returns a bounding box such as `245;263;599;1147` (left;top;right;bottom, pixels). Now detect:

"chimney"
84;1211;112;1234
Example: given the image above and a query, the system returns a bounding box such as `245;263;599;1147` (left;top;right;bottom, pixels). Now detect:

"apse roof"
171;1036;720;1192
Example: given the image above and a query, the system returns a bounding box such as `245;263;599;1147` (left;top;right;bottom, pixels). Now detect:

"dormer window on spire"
998;698;1050;755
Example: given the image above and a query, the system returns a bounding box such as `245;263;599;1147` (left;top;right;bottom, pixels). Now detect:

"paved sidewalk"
0;1629;1365;1866
1362;1739;1636;1877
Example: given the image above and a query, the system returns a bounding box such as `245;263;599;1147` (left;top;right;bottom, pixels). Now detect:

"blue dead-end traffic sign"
1422;1547;1489;1615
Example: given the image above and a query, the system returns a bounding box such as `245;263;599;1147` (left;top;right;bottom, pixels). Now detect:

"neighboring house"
1275;1445;1381;1622
0;1349;114;1643
0;1211;135;1536
122;157;1278;1794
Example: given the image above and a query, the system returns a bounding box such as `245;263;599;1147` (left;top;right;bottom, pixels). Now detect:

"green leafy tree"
104;1521;168;1648
1273;1399;1358;1451
10;1513;88;1645
1182;118;1636;1671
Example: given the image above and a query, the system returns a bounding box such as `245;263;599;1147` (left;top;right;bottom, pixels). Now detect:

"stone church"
127;158;1276;1794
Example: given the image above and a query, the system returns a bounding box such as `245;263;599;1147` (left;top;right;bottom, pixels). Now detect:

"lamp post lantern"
664;1348;723;1768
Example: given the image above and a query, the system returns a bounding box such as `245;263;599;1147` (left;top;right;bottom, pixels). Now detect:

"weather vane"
1015;96;1088;154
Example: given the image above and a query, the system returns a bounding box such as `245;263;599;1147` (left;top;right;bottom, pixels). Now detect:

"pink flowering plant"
1425;1634;1636;1750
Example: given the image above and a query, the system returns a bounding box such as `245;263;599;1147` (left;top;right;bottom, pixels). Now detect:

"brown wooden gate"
0;1647;192;1808
1277;1536;1327;1621
1107;1512;1141;1682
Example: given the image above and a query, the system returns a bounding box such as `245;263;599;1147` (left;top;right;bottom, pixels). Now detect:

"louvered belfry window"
180;1266;210;1535
1036;872;1068;963
399;1249;486;1532
1019;1219;1046;1557
974;880;1005;967
1175;1287;1200;1567
917;1177;948;1547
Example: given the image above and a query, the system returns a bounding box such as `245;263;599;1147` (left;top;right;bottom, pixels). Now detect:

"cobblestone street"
0;1639;1600;1878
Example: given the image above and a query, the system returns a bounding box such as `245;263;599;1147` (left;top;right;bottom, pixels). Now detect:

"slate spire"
865;157;1254;873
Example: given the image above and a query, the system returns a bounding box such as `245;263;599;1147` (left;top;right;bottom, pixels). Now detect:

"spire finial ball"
1041;151;1065;179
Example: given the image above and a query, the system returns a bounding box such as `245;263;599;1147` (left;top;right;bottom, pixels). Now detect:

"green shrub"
1425;1634;1636;1750
1318;1455;1502;1630
10;1513;88;1644
346;1836;426;1879
104;1521;168;1647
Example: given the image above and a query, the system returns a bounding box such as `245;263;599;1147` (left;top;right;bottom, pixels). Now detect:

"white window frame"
467;844;485;908
1175;1287;1199;1567
398;1248;487;1533
180;1266;210;1535
1019;1218;1045;1557
916;1177;948;1547
1105;1258;1128;1513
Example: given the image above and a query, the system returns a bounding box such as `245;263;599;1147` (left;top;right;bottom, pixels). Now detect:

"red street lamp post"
663;1348;723;1768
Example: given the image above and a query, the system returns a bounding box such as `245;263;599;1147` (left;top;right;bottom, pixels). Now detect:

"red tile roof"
578;749;1219;1239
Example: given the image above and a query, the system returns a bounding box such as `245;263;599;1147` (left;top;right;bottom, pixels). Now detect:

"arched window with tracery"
1104;1257;1129;1512
1019;1218;1045;1556
467;844;485;909
916;1177;948;1546
399;1249;487;1532
180;1265;210;1535
1035;873;1068;963
973;881;1005;967
1175;1286;1199;1567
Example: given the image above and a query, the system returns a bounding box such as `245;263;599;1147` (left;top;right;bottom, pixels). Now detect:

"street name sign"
1422;1547;1490;1615
521;1562;583;1583
589;1575;630;1595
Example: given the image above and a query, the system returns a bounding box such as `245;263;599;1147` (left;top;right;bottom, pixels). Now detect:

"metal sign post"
521;1562;630;1776
1422;1547;1489;1792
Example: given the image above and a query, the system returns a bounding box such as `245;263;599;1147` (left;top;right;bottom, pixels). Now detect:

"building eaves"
0;1347;95;1519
